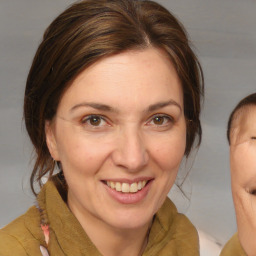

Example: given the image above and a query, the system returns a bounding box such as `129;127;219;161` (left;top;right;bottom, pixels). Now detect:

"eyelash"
251;137;256;140
80;114;174;128
81;115;108;127
146;114;174;126
249;189;256;195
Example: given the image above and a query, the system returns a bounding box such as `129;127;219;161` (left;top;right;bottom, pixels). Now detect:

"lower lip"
104;181;152;204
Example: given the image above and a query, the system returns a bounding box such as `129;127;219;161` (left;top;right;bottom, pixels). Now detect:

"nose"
111;128;149;172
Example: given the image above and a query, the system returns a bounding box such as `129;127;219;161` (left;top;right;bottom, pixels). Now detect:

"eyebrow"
70;103;116;113
70;99;182;113
146;100;182;112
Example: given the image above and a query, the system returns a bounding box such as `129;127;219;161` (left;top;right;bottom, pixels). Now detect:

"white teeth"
138;181;142;190
106;180;148;193
122;183;130;193
110;181;115;189
130;183;138;193
116;182;122;192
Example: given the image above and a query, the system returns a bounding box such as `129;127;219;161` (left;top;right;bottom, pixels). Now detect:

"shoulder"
160;197;198;238
220;233;247;256
0;230;28;256
148;197;199;256
0;206;43;256
171;211;199;255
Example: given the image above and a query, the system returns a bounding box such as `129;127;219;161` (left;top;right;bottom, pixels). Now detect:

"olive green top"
0;181;199;256
220;233;247;256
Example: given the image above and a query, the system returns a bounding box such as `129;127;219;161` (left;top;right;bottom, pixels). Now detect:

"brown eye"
153;116;165;125
149;115;173;126
89;116;101;126
251;137;256;140
250;189;256;195
82;115;106;127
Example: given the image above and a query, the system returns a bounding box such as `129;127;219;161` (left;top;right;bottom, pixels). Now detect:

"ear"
45;120;60;161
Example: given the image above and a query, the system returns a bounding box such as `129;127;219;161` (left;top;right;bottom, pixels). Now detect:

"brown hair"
227;92;256;144
24;0;204;195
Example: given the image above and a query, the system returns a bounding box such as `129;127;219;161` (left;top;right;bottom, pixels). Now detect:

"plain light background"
0;0;256;247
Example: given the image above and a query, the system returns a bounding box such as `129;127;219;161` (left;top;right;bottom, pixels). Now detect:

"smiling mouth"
104;180;149;193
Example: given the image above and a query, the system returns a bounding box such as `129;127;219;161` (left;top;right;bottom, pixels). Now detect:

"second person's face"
230;106;256;255
46;47;186;232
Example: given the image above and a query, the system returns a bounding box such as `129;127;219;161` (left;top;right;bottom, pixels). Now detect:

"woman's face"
230;106;256;255
46;48;186;231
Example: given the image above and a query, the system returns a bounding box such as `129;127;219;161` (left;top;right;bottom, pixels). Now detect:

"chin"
107;209;154;230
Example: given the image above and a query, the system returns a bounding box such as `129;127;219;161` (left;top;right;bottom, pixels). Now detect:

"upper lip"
101;177;154;184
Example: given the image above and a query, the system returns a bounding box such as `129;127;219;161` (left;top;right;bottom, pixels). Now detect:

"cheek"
151;133;186;171
56;135;111;175
231;146;256;184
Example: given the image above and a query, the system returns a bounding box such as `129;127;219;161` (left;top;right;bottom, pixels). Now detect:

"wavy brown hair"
24;0;204;195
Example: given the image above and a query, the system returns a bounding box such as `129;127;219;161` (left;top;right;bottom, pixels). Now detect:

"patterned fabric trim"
40;224;50;256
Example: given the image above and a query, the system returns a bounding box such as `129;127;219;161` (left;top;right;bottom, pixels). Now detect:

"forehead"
231;106;256;143
57;47;183;114
238;106;256;129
